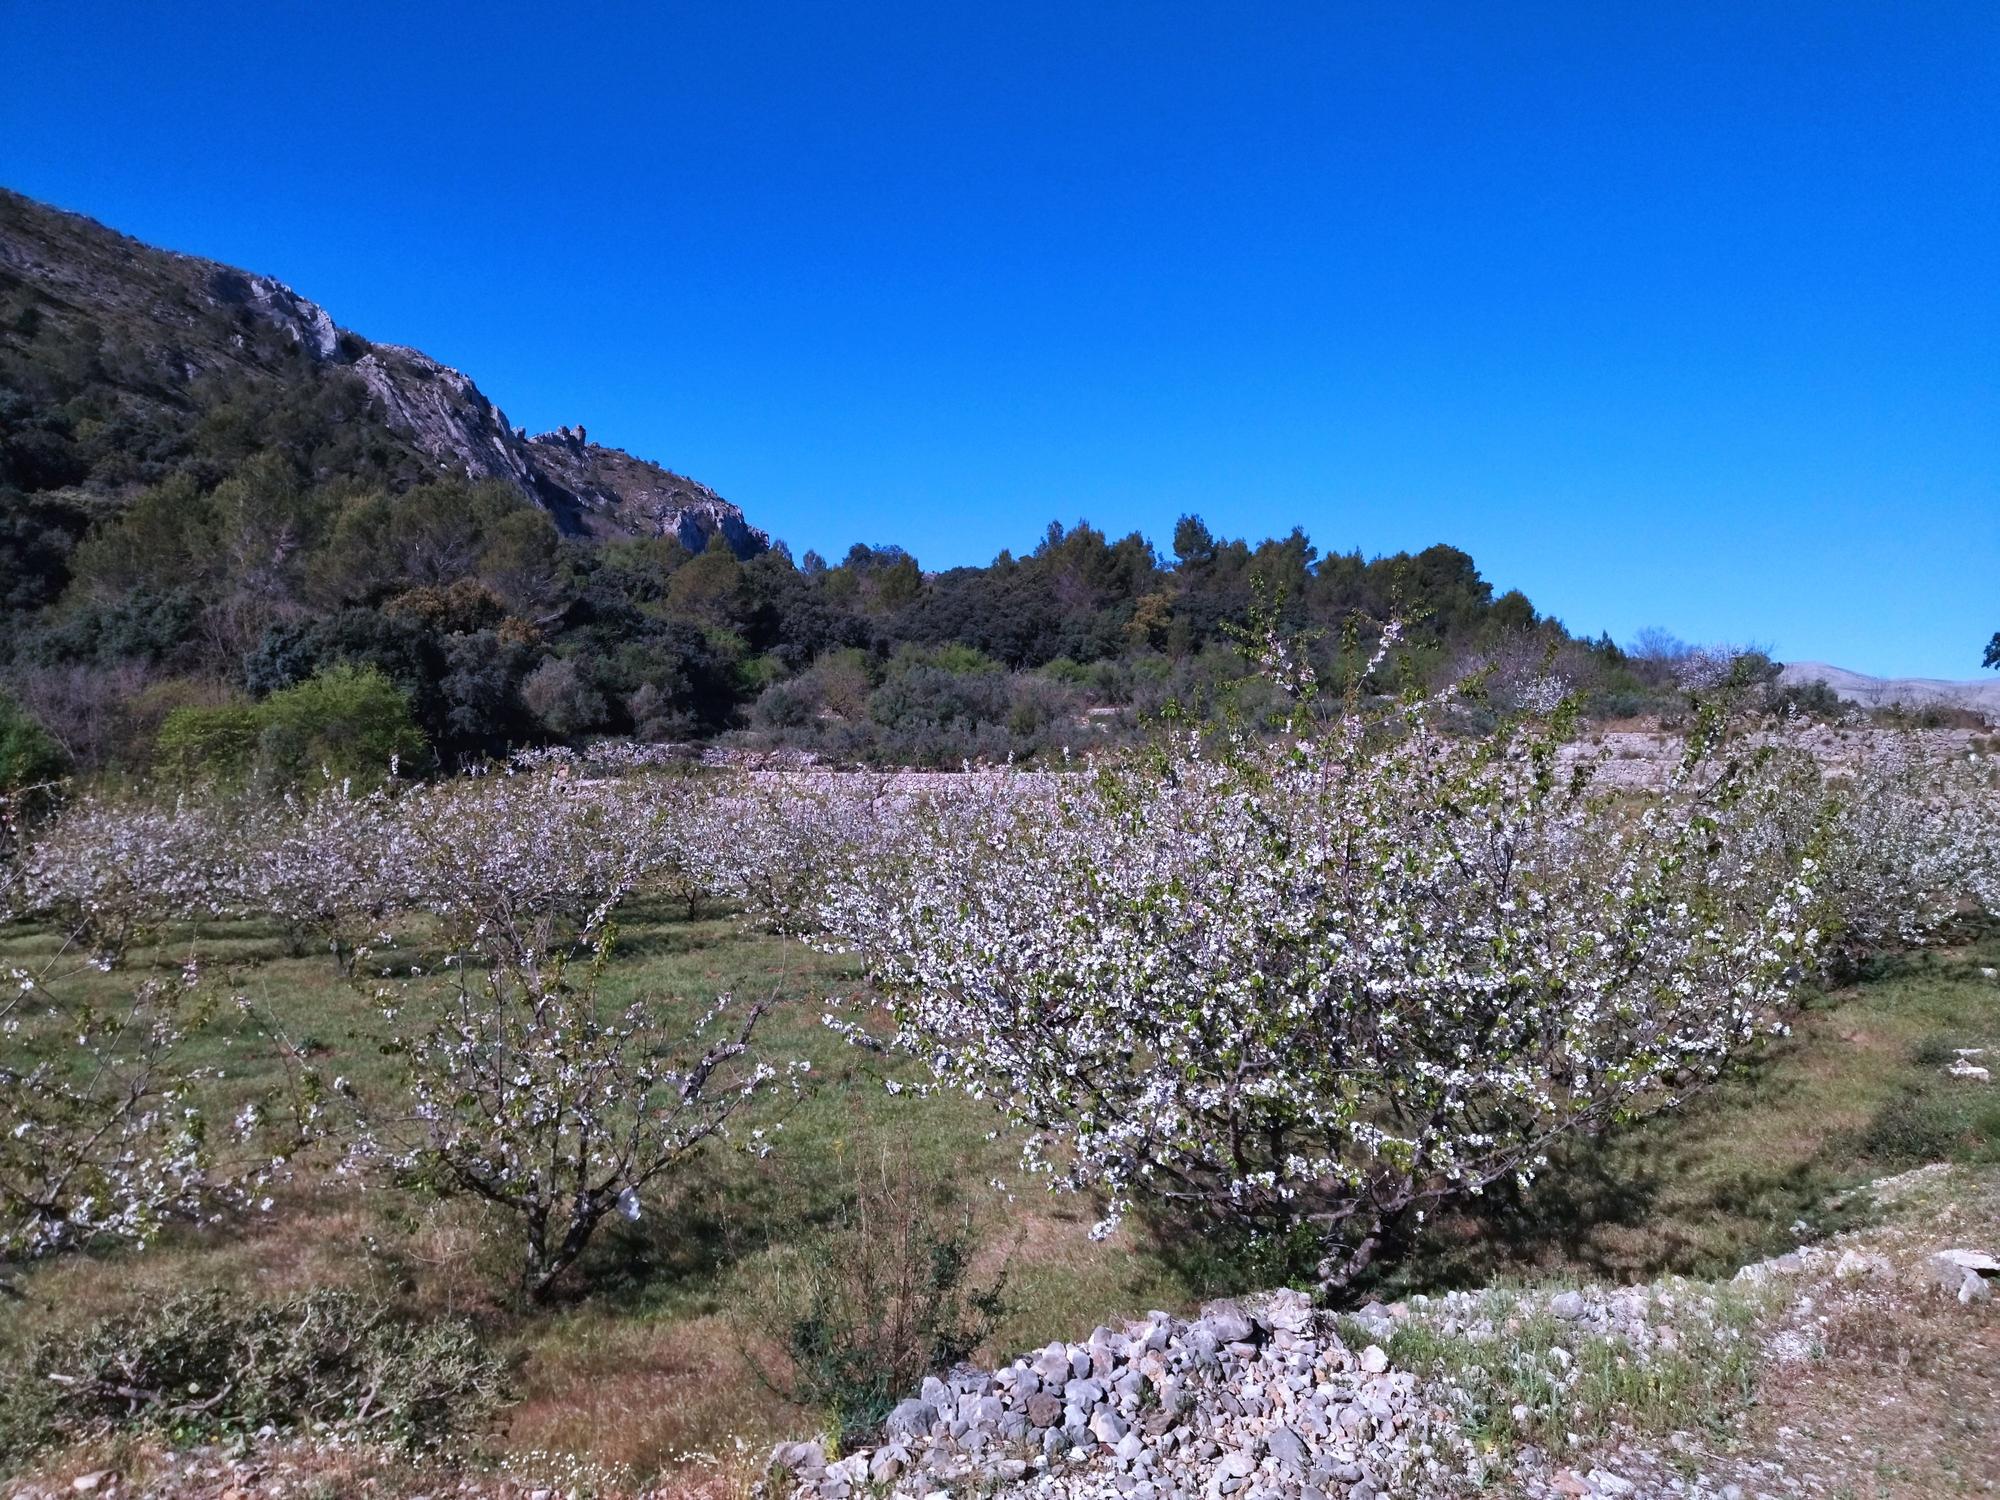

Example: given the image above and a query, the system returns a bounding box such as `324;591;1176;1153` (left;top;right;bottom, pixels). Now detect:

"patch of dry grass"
504;1314;798;1479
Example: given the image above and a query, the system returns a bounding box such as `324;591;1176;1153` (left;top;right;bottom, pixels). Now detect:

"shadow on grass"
1143;1075;1867;1308
557;1200;761;1315
545;1094;930;1316
597;906;743;961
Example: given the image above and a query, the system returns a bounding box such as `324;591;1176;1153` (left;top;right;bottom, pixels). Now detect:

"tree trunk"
525;1205;603;1304
1314;1228;1382;1305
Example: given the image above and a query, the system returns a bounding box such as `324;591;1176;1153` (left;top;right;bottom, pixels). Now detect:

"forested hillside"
1;187;1693;783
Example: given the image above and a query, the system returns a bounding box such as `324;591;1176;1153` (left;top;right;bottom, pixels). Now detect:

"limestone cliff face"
522;425;766;551
0;187;768;557
345;345;544;498
293;325;765;553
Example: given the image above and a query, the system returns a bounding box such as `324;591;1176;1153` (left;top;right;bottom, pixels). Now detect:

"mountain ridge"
1777;661;2000;718
0;186;766;557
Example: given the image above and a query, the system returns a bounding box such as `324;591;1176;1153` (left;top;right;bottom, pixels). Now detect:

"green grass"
4;908;1998;1485
1376;927;2000;1295
1338;1280;1769;1459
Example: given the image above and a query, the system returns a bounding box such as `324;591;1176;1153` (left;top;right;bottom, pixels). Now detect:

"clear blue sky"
4;2;1995;676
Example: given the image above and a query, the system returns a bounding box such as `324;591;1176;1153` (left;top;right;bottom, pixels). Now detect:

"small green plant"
1861;1087;2000;1165
0;1288;506;1462
772;1154;1007;1444
1910;1033;1969;1070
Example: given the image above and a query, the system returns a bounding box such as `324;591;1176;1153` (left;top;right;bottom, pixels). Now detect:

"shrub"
773;1156;1006;1443
234;775;402;971
1860;1088;2000;1166
382;762;689;949
155;699;262;784
2;662;164;774
0;687;66;789
1815;744;2000;957
1870;701;1991;731
0;972;215;1260
156;664;425;790
256;664;427;786
373;934;795;1303
0;953;306;1261
1767;679;1848;722
0;1289;505;1461
752;675;817;731
382;578;507;634
520;655;609;737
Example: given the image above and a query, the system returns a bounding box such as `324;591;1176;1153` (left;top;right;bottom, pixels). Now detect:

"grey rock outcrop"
1924;1247;1999;1303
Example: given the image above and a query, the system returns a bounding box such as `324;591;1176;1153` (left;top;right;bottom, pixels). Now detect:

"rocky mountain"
1779;661;2000;719
0;186;766;556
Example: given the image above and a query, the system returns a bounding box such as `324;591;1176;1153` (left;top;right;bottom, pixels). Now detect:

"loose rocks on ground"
766;1291;1443;1500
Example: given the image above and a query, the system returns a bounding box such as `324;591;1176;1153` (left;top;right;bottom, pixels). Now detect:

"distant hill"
1778;662;2000;719
0;186;764;555
0;186;1736;779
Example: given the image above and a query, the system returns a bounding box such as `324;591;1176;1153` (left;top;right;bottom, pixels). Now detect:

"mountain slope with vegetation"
2;186;1737;782
0;186;763;549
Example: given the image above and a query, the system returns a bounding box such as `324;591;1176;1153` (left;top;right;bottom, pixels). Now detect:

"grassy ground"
0;903;1192;1484
3;908;1997;1490
1383;925;2000;1295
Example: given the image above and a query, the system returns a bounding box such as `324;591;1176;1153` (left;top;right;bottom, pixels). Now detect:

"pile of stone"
766;1291;1445;1500
768;1187;2000;1500
1736;1237;2000;1305
1924;1247;1999;1303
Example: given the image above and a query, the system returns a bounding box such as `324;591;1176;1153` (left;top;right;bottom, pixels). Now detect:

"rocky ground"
765;1165;1999;1500
7;1168;1996;1500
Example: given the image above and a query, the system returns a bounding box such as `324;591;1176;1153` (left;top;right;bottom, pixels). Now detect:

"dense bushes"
9;449;1854;772
0;688;65;789
0;1290;505;1461
749;646;1099;766
6;374;1758;773
156;664;426;789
